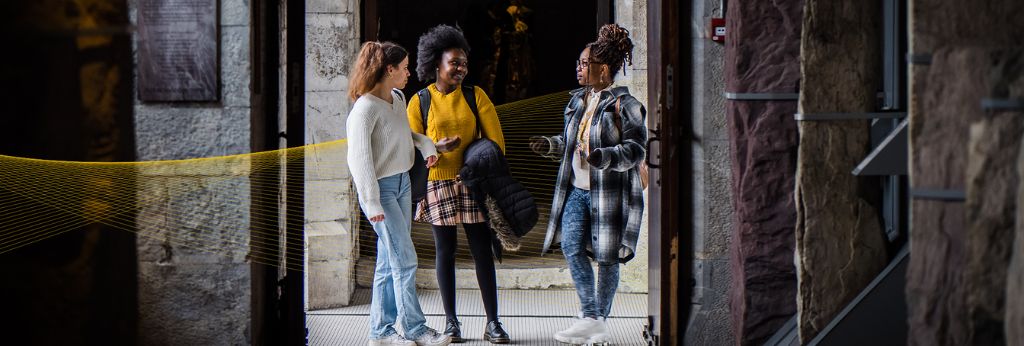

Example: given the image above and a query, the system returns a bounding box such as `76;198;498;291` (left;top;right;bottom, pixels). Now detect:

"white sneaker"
369;333;416;346
554;317;609;345
411;327;452;346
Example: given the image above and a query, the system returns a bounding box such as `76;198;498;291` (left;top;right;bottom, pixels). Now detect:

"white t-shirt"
571;86;609;190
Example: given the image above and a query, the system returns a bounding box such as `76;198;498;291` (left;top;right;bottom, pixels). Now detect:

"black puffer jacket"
460;138;539;255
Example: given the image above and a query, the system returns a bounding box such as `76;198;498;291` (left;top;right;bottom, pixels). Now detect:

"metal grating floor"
308;289;649;345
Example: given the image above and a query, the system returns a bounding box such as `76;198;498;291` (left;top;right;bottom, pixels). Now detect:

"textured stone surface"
686;0;734;343
965;113;1022;346
305;140;349;181
724;0;802;343
907;48;1016;346
305;2;361;309
906;0;1024;344
615;0;650;294
1009;140;1024;346
138;263;251;346
963;50;1024;346
130;0;253;342
307;221;357;309
305;13;354;92
794;0;887;342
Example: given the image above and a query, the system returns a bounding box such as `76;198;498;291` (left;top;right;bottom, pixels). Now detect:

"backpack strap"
417;88;431;133
461;85;484;139
391;89;405;103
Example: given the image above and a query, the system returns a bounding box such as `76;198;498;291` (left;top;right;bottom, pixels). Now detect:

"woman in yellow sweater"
407;25;509;344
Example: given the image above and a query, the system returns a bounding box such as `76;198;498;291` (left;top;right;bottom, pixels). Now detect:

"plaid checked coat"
540;86;647;265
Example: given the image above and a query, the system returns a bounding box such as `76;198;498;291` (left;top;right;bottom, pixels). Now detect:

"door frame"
646;0;693;344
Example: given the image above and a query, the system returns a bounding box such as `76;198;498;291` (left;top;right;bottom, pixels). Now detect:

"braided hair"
586;24;634;78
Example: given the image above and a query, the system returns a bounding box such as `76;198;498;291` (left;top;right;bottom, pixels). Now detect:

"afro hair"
415;24;472;82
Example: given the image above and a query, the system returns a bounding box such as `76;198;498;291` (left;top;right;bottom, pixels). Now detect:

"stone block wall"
685;0;734;344
723;0;803;344
906;0;1024;344
303;0;361;310
614;0;650;294
129;0;253;343
794;0;887;342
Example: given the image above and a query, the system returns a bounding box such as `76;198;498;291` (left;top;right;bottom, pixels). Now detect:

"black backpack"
410;85;480;203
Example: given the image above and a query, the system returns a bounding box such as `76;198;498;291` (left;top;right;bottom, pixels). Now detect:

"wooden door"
646;0;692;344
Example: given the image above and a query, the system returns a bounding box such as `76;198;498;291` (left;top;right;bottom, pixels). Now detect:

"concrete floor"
307;289;650;345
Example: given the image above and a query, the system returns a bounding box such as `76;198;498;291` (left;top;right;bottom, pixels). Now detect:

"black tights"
432;223;498;322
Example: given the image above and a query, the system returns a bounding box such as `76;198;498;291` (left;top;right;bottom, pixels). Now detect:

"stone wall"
906;0;1024;344
724;0;802;344
130;0;253;344
613;0;650;294
1010;136;1024;346
684;0;734;344
794;0;887;342
304;0;362;309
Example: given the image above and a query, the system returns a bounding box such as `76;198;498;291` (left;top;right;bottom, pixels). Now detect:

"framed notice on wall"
137;0;219;102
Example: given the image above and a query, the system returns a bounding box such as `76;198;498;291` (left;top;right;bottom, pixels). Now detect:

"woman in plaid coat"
530;24;647;345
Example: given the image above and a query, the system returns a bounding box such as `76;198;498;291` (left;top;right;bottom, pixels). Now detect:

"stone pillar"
685;0;734;344
794;0;887;342
965;63;1023;344
724;0;802;344
1010;137;1024;346
131;0;254;343
906;0;1024;344
614;0;650;294
304;0;361;309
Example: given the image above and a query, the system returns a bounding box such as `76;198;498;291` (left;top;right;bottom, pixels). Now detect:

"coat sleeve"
591;96;648;172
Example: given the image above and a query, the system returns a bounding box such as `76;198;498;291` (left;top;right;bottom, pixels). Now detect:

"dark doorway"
363;0;597;103
0;1;138;344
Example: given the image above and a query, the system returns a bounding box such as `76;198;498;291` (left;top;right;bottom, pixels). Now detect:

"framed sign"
137;0;219;101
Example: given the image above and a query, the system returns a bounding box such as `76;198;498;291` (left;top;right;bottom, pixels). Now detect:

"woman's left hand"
586;149;604;167
425;155;438;168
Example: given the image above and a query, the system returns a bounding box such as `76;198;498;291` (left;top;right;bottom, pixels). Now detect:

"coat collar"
569;86;631;101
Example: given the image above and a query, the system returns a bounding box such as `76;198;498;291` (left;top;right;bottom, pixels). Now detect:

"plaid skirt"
415;179;486;225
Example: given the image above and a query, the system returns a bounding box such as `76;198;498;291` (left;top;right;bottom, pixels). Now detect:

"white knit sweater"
347;90;437;217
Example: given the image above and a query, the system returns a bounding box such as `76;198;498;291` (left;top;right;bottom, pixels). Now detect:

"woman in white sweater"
346;41;450;346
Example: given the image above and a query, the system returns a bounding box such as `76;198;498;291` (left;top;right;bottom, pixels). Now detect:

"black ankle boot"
444;318;464;343
483;320;510;344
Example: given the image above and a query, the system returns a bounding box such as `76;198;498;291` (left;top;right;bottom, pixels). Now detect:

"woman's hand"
435;136;462;153
369;214;385;222
425;155;438;168
586;149;604;167
529;136;549;155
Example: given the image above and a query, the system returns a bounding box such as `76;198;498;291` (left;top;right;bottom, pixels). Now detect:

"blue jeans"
561;187;620;319
365;172;429;340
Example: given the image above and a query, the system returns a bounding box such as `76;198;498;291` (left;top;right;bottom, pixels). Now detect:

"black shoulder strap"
461;85;483;138
417;88;431;132
461;85;479;118
391;89;405;103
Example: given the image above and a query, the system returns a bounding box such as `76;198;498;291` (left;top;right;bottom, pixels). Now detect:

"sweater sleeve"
346;103;384;217
475;86;505;153
407;93;426;136
412;132;437;158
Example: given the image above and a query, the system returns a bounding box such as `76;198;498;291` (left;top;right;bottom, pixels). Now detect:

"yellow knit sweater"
407;84;505;180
